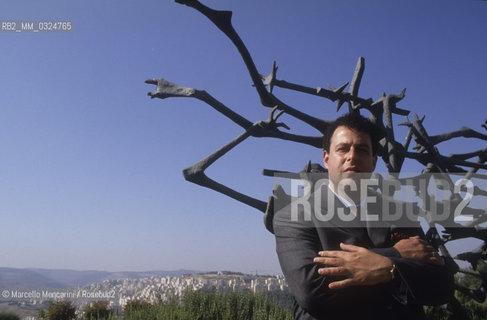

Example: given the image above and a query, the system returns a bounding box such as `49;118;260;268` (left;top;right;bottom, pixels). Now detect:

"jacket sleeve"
370;230;457;306
274;223;395;316
274;222;456;317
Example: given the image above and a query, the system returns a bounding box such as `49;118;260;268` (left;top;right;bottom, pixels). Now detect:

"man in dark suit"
272;113;457;320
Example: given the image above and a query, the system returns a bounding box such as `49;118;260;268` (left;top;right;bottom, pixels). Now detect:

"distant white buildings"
14;273;288;312
74;273;288;309
110;273;289;307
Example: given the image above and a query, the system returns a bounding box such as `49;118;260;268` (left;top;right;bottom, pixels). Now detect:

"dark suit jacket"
271;187;457;320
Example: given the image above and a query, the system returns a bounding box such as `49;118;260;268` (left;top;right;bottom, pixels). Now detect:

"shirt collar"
328;182;365;208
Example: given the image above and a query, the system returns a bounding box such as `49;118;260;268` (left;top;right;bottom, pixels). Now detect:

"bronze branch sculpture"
146;0;487;316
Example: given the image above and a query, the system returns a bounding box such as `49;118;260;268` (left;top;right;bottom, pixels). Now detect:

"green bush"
83;300;114;320
38;300;76;320
0;312;20;320
123;299;153;315
122;289;293;320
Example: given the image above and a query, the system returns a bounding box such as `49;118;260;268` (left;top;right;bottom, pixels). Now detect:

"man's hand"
393;236;444;266
313;243;393;290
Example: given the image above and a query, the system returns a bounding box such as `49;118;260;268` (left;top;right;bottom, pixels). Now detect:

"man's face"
323;126;377;187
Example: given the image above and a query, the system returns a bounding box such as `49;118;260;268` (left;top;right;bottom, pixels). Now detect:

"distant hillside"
0;267;200;289
27;269;112;287
0;267;66;289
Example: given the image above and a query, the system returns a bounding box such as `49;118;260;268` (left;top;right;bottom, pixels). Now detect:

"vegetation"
82;301;114;320
29;283;487;320
123;299;153;314
0;312;20;320
38;301;76;320
122;289;293;320
451;270;487;320
34;290;292;320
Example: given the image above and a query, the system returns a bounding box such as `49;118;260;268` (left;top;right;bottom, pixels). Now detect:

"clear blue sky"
0;0;486;274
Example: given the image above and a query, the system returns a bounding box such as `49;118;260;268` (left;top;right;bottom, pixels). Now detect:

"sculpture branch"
348;57;365;114
151;3;487;315
430;127;487;145
146;78;252;129
182;129;267;212
175;0;328;132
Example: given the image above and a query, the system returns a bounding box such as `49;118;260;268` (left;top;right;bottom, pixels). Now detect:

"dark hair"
322;113;381;155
